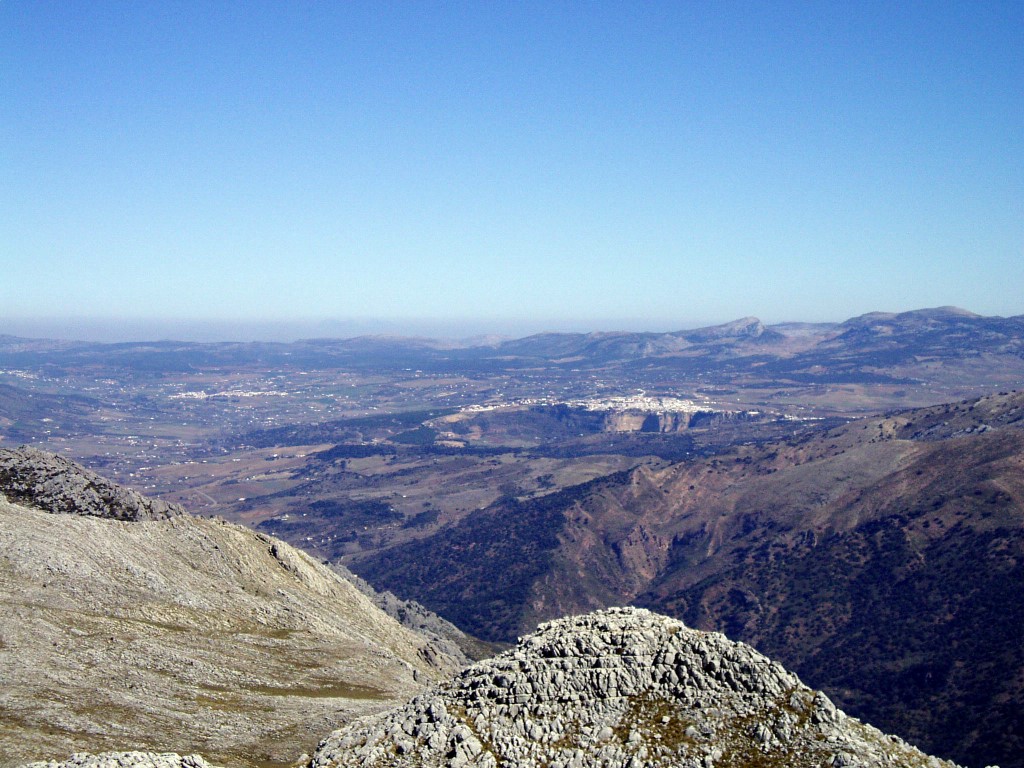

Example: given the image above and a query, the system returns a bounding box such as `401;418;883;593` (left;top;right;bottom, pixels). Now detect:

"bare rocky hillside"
0;451;463;768
311;607;967;768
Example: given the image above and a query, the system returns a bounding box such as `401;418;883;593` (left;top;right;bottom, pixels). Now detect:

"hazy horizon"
0;313;775;344
0;303;1008;345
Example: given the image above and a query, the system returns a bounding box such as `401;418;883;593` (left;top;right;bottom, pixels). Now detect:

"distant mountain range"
3;308;1023;429
2;306;1023;374
351;389;1024;768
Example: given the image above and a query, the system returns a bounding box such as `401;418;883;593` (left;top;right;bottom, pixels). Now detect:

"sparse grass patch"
611;691;695;751
200;679;388;700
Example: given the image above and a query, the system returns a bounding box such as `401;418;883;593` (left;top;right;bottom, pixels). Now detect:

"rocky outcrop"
0;446;185;521
310;607;964;768
682;316;767;342
601;409;763;434
601;411;691;433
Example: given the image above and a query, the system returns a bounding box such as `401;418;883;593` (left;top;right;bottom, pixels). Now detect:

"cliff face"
601;409;758;433
601;411;691;433
311;607;962;768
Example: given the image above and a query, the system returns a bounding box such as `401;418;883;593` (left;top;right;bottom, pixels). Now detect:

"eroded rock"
310;607;967;768
23;752;216;768
0;446;185;521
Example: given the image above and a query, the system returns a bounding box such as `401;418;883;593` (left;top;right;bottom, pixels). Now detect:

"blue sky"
2;1;1021;340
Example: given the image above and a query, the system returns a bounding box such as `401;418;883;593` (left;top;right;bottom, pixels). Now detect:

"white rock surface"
311;607;965;768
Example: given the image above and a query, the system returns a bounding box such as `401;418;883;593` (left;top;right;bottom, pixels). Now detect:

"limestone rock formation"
310;607;965;768
0;446;185;520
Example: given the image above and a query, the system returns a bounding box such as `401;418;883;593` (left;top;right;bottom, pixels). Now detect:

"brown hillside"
354;391;1024;768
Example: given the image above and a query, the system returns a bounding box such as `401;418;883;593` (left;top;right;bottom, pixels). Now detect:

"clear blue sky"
2;1;1021;340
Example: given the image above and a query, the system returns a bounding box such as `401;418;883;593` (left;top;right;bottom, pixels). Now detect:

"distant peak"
684;316;765;341
906;305;981;318
844;306;982;325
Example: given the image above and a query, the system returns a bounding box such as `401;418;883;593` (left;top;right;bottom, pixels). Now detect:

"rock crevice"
311;607;964;768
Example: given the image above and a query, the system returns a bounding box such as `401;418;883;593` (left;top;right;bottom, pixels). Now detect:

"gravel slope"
0;498;460;768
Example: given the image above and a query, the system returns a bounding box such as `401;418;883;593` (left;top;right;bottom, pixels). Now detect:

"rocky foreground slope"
311;607;964;768
24;755;215;768
0;448;989;768
0;449;462;768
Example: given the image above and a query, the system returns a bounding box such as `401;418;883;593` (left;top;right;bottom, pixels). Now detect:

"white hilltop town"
459;393;741;415
169;389;289;400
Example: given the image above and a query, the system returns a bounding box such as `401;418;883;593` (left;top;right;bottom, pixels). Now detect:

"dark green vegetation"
257;497;403;559
231;408;458;450
649;427;1024;768
350;391;1024;768
356;476;626;635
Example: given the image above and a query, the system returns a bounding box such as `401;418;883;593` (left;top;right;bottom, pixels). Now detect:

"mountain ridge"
0;450;463;767
350;390;1024;768
3;306;1022;366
